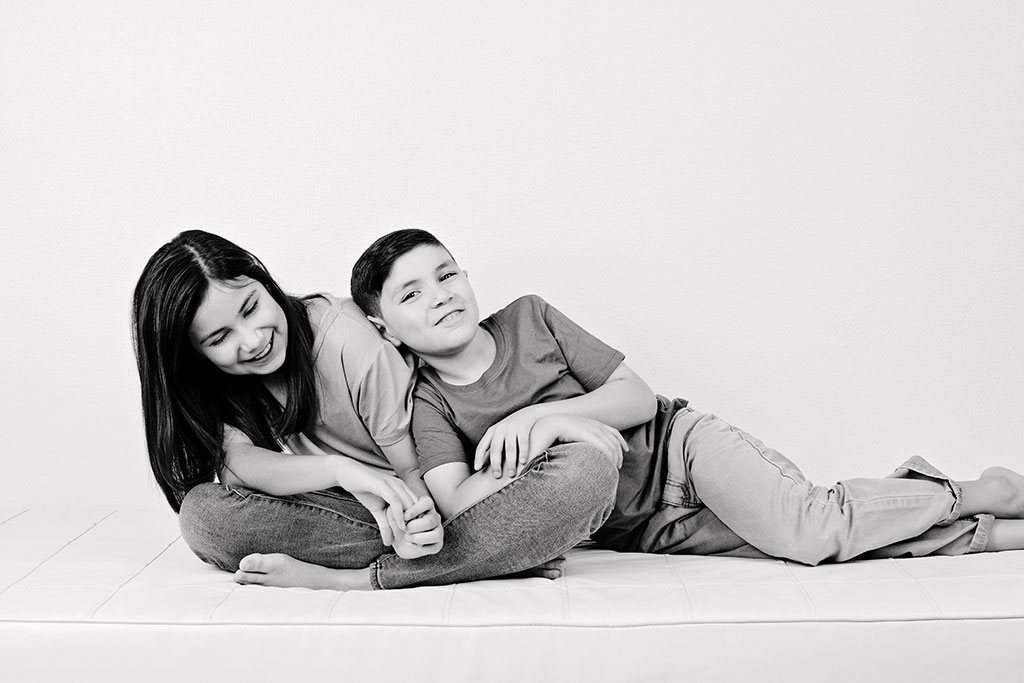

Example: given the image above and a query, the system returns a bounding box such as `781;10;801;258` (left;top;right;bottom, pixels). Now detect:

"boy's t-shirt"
413;294;687;551
275;293;416;471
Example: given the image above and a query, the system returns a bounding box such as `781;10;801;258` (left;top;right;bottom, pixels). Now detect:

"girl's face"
189;277;288;376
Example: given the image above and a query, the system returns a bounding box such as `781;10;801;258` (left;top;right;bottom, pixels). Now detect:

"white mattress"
3;508;1024;682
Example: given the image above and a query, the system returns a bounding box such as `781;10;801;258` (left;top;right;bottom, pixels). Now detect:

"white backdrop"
2;2;1022;511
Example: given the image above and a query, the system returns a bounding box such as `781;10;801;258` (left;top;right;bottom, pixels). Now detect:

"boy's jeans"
179;443;618;589
640;407;992;564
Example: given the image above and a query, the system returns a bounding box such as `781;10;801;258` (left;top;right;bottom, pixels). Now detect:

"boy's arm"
474;361;657;477
378;433;431;501
422;461;523;519
424;415;628;519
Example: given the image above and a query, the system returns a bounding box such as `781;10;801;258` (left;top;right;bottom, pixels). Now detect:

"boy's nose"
430;287;454;307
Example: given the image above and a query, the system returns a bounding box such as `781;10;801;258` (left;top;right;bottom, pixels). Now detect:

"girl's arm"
222;436;351;495
221;430;418;546
473;361;656;476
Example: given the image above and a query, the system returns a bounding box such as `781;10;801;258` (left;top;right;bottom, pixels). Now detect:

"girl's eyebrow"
199;290;256;344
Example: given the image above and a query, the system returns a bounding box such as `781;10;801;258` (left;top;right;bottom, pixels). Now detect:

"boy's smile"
373;244;483;362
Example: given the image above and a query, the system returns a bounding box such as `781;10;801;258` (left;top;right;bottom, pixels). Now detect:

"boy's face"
371;243;480;358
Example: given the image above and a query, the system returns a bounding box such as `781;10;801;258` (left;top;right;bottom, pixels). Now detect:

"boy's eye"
439;271;457;281
400;291;419;303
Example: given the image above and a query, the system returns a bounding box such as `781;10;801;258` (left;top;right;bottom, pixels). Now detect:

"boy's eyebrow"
389;259;458;296
199;290;256;344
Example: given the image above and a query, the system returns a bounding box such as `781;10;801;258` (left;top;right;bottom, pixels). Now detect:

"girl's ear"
367;315;401;347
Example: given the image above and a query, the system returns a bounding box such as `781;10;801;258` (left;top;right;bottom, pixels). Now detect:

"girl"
131;230;617;590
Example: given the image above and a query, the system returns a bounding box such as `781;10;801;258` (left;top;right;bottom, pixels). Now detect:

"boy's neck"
425;327;496;386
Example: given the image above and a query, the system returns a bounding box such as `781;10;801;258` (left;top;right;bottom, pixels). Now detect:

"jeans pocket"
661;475;701;508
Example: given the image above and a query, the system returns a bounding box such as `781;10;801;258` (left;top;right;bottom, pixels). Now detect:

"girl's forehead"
190;278;261;336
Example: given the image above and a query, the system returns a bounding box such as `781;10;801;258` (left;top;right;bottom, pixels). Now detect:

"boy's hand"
390;496;444;559
529;414;628;469
474;407;542;479
335;459;418;546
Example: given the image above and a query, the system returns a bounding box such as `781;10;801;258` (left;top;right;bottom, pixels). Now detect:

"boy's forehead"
384;244;456;288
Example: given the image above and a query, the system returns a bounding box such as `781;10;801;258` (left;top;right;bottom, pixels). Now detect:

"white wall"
2;2;1022;511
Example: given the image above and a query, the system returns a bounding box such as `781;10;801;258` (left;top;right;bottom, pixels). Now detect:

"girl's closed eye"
244;299;259;316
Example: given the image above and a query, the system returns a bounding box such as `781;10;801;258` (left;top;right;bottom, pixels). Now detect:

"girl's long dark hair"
131;230;317;512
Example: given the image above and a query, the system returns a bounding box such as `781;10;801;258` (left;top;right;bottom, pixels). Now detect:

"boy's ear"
367;314;402;348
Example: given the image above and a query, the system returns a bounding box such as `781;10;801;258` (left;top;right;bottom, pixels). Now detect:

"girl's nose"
239;325;263;352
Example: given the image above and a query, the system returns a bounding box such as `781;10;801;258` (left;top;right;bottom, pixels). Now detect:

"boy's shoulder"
490;293;550;322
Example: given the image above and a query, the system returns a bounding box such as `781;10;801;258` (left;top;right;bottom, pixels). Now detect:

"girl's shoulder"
302;292;394;360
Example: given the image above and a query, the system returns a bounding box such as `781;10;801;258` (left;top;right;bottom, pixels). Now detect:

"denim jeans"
179;442;618;589
638;407;992;564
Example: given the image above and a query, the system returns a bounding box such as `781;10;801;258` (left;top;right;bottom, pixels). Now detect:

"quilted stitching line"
889;558;942;617
0;509;29;527
663;556;695;622
0;509;118;600
780;559;819;618
86;528;183;620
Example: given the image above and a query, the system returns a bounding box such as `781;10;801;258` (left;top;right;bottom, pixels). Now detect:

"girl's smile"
189;277;289;376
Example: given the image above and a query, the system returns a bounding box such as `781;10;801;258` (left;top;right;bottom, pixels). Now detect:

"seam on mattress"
325;588;347;620
1003;553;1024;575
0;509;29;527
4;616;1024;627
780;560;818;618
441;584;456;624
559;566;571;623
208;579;242;622
663;555;695;621
890;558;942;617
0;510;118;600
86;533;182;620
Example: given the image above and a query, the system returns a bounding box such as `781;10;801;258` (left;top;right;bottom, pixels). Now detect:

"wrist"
332;455;360;485
523;404;550;423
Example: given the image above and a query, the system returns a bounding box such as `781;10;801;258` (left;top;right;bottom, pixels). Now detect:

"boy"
351;229;1024;564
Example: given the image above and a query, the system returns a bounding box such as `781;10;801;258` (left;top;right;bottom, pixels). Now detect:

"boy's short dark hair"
350;228;448;317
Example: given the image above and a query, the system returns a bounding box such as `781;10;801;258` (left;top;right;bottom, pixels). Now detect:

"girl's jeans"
639;407;992;564
178;443;618;589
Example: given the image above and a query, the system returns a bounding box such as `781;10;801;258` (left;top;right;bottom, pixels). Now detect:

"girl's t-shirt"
276;293;416;472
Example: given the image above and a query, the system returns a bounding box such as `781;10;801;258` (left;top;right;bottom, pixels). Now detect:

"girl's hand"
335;459;418;546
528;414;628;469
390;496;444;559
474;406;541;479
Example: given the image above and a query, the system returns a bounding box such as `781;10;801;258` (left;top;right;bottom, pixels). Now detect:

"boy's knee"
545;442;618;489
543;442;618;528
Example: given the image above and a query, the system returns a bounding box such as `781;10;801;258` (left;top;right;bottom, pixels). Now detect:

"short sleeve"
222;424;254;448
411;381;472;473
534;296;624;390
349;335;416;447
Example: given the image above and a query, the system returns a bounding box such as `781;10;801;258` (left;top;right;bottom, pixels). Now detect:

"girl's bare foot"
234;553;372;591
961;467;1024;519
505;555;567;581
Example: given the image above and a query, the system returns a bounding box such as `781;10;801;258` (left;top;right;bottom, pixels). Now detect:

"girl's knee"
178;483;242;571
